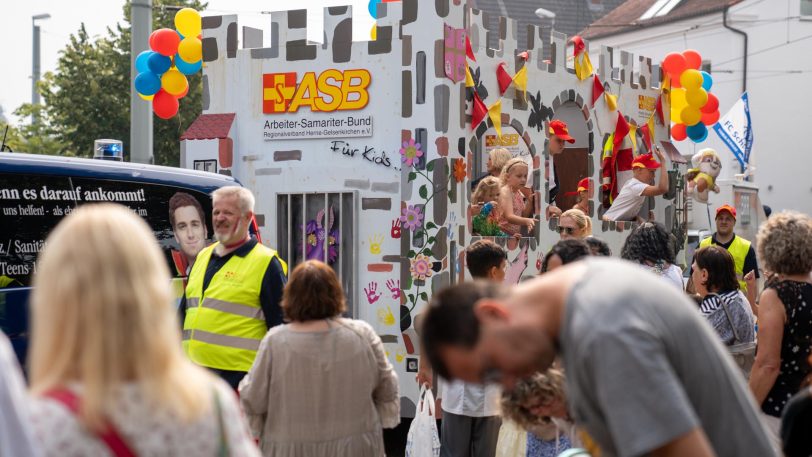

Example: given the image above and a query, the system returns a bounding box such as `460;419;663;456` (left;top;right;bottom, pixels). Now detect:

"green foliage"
15;0;205;165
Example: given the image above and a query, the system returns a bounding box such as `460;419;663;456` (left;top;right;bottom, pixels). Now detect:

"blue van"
0;152;249;365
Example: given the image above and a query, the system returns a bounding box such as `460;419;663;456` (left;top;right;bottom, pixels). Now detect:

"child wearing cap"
602;147;669;222
566;177;591;215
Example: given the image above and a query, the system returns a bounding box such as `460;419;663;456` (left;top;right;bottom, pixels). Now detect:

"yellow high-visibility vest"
183;242;287;372
699;235;752;292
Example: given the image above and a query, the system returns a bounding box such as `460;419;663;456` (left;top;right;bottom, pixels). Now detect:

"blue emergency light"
93;139;124;161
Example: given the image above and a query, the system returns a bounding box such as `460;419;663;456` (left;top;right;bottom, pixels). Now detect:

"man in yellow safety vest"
181;186;287;389
694;204;759;307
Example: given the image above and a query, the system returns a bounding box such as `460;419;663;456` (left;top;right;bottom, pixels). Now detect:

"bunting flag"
655;95;664;125
518;50;530;61
496;62;513;95
465;65;475;88
570;35;593;80
613;112;630;154
471;92;488;130
629;124;638;154
488;100;502;138
639;117;654;153
513;66;527;102
466;36;476;61
592;75;605;106
605;92;618;112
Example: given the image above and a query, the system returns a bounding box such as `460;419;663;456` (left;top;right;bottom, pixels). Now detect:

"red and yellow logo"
263;69;371;114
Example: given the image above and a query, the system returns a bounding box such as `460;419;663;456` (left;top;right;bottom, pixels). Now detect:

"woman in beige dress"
239;260;400;456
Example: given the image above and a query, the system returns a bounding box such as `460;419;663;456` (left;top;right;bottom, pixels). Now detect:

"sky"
0;0;374;124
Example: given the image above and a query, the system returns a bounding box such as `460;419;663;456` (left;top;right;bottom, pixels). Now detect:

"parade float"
179;0;690;415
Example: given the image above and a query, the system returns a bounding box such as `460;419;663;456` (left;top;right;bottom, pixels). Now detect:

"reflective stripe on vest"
699;235;751;291
182;242;287;372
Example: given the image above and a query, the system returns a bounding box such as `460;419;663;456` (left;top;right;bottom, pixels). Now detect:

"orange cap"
716;204;737;219
549;120;576;143
577;178;591;192
631;153;661;170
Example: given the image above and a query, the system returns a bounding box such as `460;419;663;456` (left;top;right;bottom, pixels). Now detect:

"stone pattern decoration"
184;0;687;417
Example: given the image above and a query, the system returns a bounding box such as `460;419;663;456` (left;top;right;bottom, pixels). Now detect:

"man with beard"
181;186;288;389
421;259;777;457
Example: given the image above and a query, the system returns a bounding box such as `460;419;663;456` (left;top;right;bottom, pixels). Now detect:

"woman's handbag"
719;297;757;378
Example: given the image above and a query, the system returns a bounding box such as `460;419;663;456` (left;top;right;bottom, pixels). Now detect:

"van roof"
0;152;239;192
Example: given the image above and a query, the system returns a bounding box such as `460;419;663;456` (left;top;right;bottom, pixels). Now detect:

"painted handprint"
446;212;458;241
377;305;396;326
391;219;402;239
395;347;406;363
364;281;382;304
369;234;384;254
386;279;401;300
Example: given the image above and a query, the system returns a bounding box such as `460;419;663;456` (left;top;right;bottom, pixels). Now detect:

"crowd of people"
1;160;812;457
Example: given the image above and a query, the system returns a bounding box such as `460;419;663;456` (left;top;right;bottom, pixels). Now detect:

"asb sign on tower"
262;69;373;141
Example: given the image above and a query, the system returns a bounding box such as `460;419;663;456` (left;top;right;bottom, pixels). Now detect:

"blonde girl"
472;177;506;236
558;208;593;240
28;204;259;456
497;158;535;236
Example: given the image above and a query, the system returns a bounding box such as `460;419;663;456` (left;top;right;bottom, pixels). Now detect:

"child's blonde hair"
473;176;501;203
500;157;529;185
488;148;513;173
501;368;567;430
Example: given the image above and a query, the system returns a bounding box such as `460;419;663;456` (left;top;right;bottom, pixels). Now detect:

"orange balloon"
701;110;720;126
683;50;702;70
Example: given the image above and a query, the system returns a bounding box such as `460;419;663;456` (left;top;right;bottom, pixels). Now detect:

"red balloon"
701;110;720;126
683;50;702;70
153;89;179;119
150;28;181;57
671;123;687;141
670;74;682;88
662;53;687;77
701;93;719;113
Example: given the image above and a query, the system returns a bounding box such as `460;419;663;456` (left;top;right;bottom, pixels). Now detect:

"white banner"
713;92;753;170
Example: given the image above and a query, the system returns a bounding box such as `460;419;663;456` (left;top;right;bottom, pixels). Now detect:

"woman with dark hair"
691;246;754;348
749;211;812;441
620;222;683;289
239;260;400;456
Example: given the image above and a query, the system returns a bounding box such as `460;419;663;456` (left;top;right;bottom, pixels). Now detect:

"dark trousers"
441;411;502;457
210;368;247;391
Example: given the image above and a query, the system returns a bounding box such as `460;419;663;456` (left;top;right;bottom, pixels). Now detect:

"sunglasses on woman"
557;226;576;235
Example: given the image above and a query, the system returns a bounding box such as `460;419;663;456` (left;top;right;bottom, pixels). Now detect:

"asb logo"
263;69;371;114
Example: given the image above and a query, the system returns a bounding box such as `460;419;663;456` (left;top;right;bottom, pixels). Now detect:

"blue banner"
713;92;753;172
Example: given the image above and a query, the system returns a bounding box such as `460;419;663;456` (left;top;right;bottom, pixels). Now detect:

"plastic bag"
405;384;441;457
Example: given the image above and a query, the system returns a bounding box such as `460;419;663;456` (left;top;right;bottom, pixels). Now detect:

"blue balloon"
134;71;161;96
135;50;154;74
174;54;202;75
147;53;172;75
686;122;708;142
701;71;713;91
368;0;381;18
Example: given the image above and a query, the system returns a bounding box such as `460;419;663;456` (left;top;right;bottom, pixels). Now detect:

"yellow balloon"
161;68;188;96
138;92;154;101
174;8;202;38
670;88;687;123
681;106;702;126
178;37;202;64
370;24;377;40
680;69;703;90
686;88;708;108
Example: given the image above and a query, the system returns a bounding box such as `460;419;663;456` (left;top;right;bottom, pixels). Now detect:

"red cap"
716;204;737;219
549;120;576;143
576;178;591;192
631;153;661;170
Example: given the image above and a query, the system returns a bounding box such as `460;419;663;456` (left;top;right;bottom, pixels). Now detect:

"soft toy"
686;148;722;203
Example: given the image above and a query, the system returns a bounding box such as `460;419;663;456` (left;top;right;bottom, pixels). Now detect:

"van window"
0;173;215;288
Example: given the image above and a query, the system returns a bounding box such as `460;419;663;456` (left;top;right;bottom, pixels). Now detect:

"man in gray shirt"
420;258;775;457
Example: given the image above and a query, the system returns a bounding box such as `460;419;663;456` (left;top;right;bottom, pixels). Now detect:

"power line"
713;32;812;67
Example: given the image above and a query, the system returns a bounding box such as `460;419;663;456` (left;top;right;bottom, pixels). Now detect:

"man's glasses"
557;226;576;235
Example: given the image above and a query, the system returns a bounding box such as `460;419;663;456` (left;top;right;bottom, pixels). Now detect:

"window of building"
194;159;218;173
276;192;357;316
802;0;812;16
639;0;683;20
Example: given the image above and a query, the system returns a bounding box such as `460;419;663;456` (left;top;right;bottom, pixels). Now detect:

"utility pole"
32;13;51;124
130;0;154;164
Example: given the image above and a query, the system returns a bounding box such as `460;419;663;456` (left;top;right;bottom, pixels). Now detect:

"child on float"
496;158;536;237
471;176;507;237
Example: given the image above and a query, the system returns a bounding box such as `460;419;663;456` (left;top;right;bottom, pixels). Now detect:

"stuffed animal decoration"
303;206;339;264
686;148;722;203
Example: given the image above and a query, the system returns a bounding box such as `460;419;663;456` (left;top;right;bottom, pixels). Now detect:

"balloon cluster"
662;50;720;143
134;8;203;119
